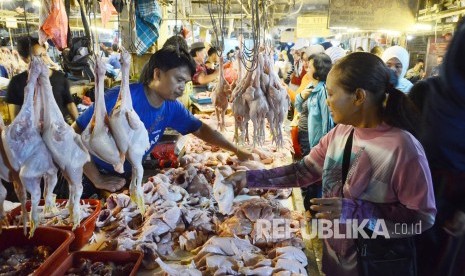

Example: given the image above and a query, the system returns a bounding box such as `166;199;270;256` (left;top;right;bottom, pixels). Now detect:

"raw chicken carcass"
243;68;269;147
81;57;125;174
39;61;90;228
194;236;261;261
187;174;211;197
211;57;229;131
213;168;234;215
109;49;150;214
232;94;249;145
274;259;308;275
155;258;201;276
1;58;58;236
238;266;274;276
271;246;308;266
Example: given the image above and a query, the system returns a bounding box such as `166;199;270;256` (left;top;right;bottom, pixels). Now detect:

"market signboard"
296;15;331;38
280;30;296;43
328;0;419;31
5;18;18;29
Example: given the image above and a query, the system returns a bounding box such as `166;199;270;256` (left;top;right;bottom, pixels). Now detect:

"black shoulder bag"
341;129;417;276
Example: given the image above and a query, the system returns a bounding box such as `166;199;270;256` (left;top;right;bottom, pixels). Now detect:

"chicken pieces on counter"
94;154;307;275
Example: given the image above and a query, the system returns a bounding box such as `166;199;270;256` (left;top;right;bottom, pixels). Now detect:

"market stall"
0;37;317;275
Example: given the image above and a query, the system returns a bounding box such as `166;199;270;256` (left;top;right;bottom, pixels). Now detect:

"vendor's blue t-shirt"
76;83;202;176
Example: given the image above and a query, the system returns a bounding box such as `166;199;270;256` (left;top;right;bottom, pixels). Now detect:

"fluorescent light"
377;29;401;36
413;23;432;31
407;35;414;41
90;26;114;34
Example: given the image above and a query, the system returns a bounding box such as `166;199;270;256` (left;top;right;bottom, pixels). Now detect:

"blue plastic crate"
189;93;212;104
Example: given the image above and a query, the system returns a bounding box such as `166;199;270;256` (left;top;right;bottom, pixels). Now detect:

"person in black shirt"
6;36;78;124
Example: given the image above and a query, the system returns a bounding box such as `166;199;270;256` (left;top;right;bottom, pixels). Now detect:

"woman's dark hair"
310;53;332;81
370;46;383;56
163;35;188;52
207;47;218;57
333;52;420;136
408;79;433;113
139;45;196;85
17;36;40;59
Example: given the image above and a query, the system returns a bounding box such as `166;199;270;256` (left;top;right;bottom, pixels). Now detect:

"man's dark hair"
417;58;424;64
207;47;218;57
163;35;188;52
111;44;118;52
139;45;196;86
17;36;40;59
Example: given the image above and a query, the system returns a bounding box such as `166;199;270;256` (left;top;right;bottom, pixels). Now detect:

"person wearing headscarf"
412;17;465;276
382;45;413;93
324;45;346;64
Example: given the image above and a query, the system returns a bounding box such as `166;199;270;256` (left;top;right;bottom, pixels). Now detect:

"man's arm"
192;123;252;161
71;122;125;192
67;102;79;121
196;70;219;85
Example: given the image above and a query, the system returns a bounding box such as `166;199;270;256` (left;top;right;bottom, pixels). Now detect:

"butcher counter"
2;112;321;275
83;112;320;275
80;188;321;275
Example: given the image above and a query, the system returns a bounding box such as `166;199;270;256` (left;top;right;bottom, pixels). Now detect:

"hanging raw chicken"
40;0;68;50
211;57;229;131
1;58;58;237
109;49;150;214
39;61;90;229
81;57;124;173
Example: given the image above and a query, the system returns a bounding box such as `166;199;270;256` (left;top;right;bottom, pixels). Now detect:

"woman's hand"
300;88;312;100
223;171;247;194
310;197;343;219
94;174;126;193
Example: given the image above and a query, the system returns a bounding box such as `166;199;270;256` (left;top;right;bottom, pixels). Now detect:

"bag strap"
342;129;355;187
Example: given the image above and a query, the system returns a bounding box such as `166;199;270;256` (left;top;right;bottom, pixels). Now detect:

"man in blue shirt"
107;44;121;69
72;46;252;194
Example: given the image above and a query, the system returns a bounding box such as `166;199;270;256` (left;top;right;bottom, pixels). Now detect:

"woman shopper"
225;52;436;276
382;45;414;93
294;53;333;209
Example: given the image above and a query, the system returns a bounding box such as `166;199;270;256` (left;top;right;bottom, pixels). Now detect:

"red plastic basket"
0;227;74;276
49;251;143;276
7;199;101;251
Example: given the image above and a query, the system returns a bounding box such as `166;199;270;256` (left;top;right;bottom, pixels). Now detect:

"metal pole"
8;28;13;50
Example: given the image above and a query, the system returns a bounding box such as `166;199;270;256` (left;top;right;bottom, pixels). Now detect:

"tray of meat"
8;199;101;251
0;227;74;276
50;251;143;276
